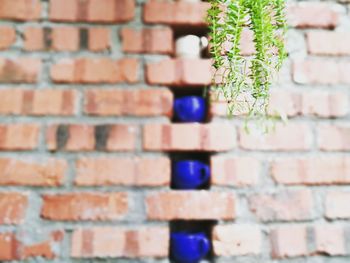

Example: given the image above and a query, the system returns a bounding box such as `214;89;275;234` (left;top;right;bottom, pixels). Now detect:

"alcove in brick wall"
170;220;217;262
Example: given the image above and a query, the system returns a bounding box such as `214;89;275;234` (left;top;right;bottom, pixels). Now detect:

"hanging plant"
207;0;287;129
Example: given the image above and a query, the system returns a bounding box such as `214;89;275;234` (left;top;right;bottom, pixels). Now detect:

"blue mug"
171;232;210;263
173;160;210;189
174;96;206;122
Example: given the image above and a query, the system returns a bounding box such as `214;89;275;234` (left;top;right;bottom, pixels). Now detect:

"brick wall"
0;0;349;262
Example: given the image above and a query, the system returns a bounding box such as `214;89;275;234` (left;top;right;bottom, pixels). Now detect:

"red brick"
143;123;236;152
46;124;137;152
0;230;63;260
75;157;170;186
0;124;39;151
307;31;350;56
212;225;261;256
46;124;95;151
210;156;260;187
143;1;209;26
146;191;235;220
0;26;16;50
268;90;349;118
287;2;340;29
51;58;139;84
318;124;350;151
19;230;64;260
49;0;135;23
41;192;128;221
249;190;313;222
270;225;308;259
0;89;76;116
313;225;345;256
71;227;168;258
0;193;27;224
84;89;173;117
272;157;350;185
88;28;110;51
146;59;212;86
121;27;173;54
0;58;41;83
24;27;110;52
0;0;41;21
0;158;66;186
239;123;312;151
293;60;350;85
105;125;137;151
325;191;350;219
0;233;17;260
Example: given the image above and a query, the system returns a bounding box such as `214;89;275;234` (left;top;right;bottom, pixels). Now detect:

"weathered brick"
146;191;235;220
0;89;76;116
84;89;173;117
0;124;39;151
146;59;212;86
143;1;209;26
268;90;349;118
287;2;340;29
210;156;260;187
270;225;307;259
143;123;236;152
0;158;66;186
326;191;350;219
212;225;262;256
75;157;170;186
318;124;350;151
249;190;313;222
239;123;312;151
313;225;345;256
0;231;63;260
272;157;350;185
0;193;27;225
41;192;128;221
0;26;16;50
307;31;350;56
293;60;350;85
121;27;173;54
49;0;135;23
0;0;41;21
71;227;168;258
46;124;137;152
0;58;41;83
24;27;110;51
51;58;138;84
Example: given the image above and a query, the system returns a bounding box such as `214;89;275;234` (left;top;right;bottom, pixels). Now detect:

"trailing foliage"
207;0;287;129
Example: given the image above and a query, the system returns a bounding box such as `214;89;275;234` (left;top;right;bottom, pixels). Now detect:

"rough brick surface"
212;225;262;256
51;58;139;84
272;157;350;185
71;227;169;258
84;89;173;116
0;193;27;224
143;123;235;152
1;0;350;261
146;191;235;220
249;190;314;222
41;192;128;221
49;0;135;23
75;157;170;186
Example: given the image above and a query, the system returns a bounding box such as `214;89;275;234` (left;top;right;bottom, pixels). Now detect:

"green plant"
207;0;287;129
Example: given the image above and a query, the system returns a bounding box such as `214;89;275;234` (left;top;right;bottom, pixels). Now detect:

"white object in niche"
175;35;208;59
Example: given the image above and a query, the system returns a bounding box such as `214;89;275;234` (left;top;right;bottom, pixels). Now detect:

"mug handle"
198;236;210;258
199;164;210;185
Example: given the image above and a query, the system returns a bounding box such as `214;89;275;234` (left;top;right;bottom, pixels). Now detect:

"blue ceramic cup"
174;96;206;122
173;160;210;189
171;232;210;263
